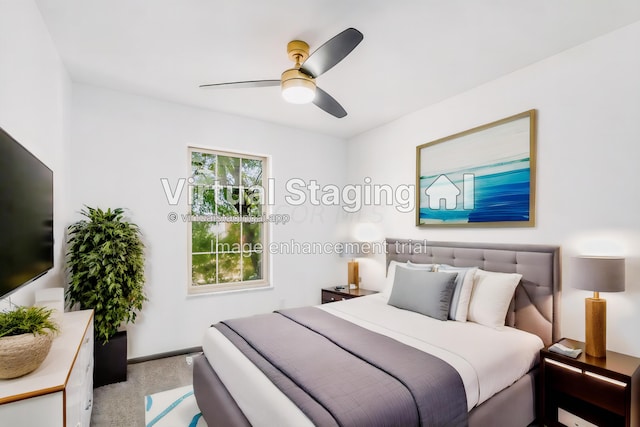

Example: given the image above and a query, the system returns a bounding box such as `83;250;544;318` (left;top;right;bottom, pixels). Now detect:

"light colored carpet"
91;354;196;427
145;385;207;427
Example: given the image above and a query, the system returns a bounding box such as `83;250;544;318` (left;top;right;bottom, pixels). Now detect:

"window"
188;147;269;293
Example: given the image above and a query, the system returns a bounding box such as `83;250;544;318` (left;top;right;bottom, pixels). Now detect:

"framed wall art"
416;110;536;227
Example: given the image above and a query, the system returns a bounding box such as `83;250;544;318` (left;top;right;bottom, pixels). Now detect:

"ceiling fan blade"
313;87;347;118
300;28;363;78
199;80;280;89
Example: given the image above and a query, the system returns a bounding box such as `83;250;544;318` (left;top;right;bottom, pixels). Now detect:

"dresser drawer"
545;358;627;416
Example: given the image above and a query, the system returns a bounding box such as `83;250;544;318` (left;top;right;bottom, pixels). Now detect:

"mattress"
201;294;543;427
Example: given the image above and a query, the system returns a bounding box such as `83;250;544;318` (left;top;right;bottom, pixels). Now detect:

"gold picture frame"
416;110;536;227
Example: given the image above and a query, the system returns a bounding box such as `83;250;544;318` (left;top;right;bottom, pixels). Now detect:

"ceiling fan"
199;28;363;118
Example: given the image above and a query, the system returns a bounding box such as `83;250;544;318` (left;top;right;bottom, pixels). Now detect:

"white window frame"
187;146;270;294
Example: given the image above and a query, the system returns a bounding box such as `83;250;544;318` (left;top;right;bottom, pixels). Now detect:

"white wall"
69;84;347;358
5;0;638;359
347;21;640;357
0;0;72;307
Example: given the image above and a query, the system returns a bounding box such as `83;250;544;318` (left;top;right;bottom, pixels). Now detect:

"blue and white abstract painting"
417;111;535;226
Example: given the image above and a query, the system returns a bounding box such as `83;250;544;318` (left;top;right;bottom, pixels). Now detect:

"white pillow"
438;265;477;322
382;260;403;300
406;260;438;270
467;269;522;329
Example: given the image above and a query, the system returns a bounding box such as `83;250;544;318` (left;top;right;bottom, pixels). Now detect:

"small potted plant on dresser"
65;206;146;387
0;306;59;379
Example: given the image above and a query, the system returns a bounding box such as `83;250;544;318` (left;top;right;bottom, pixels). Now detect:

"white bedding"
201;294;543;427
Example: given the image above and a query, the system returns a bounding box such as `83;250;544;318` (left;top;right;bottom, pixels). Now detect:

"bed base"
468;368;537;427
193;353;250;427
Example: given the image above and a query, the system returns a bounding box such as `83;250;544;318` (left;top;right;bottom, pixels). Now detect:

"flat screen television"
0;126;54;299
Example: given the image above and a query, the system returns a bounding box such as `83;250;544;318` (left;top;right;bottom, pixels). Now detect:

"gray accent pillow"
388;266;458;321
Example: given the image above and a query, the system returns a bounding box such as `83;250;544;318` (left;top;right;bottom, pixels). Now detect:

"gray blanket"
215;306;468;427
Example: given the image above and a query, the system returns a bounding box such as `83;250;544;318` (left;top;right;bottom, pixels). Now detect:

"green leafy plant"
0;306;59;338
66;207;146;344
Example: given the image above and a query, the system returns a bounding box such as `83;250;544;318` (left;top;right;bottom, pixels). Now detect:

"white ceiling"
35;0;640;139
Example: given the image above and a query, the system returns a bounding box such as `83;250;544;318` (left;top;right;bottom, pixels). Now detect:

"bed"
193;239;560;426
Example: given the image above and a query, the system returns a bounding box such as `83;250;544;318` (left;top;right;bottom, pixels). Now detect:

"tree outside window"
188;148;269;293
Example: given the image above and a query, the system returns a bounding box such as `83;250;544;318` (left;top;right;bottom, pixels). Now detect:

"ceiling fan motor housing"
281;39;316;103
286;40;310;63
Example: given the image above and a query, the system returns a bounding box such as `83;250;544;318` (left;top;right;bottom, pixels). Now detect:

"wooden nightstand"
539;338;640;427
321;287;378;304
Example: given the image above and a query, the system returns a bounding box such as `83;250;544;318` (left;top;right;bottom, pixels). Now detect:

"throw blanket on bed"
214;306;467;427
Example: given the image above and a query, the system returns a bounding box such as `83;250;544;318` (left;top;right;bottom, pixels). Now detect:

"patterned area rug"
145;385;207;427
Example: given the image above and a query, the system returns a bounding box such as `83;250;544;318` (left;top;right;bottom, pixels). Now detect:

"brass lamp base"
347;260;359;289
585;295;606;358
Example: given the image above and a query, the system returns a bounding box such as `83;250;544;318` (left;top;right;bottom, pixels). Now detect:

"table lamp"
572;256;625;358
341;242;367;289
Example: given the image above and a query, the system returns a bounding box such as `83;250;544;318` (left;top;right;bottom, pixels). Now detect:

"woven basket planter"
0;332;54;379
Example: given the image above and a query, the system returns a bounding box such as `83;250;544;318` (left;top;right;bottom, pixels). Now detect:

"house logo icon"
425;174;475;210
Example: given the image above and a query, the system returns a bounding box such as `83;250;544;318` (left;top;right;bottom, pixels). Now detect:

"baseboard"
128;346;203;364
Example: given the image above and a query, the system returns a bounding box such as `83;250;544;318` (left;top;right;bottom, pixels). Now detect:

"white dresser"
0;310;94;427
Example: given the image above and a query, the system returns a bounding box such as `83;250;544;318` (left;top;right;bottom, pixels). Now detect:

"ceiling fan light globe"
281;69;316;104
282;85;315;104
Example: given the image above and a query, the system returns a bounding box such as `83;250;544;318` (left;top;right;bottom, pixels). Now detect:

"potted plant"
65;206;146;387
0;306;59;379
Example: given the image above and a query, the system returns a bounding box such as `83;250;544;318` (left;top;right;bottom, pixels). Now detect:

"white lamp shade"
572;256;625;293
339;242;369;258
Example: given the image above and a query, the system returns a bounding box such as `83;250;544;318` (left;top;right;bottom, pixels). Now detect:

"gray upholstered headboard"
385;239;560;346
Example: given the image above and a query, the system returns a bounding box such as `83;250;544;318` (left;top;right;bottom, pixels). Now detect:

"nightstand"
539;338;640;427
321;287;378;304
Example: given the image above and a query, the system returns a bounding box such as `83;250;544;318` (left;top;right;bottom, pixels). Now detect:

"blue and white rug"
145;385;207;427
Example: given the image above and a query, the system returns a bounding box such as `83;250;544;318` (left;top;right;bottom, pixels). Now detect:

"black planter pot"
93;330;127;388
